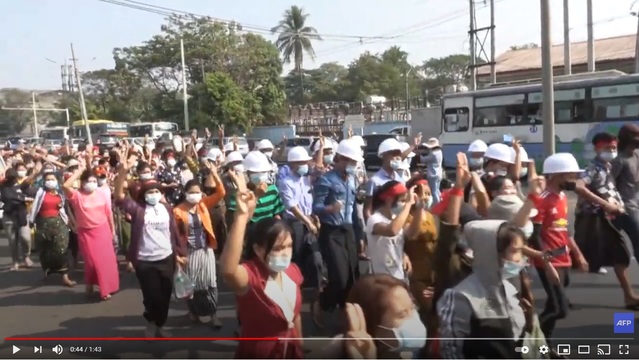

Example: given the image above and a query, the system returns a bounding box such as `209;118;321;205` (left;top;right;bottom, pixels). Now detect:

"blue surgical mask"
469;157;484;168
145;193;161;205
502;259;527;279
520;168;528;178
296;164;309;176
323;154;334;165
267;254;291;273
249;173;269;185
390;159;402;170
345;164;357;175
599;151;618;162
381;310;427;351
392;202;405;215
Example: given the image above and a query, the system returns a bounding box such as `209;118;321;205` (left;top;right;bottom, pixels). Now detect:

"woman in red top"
29;171;75;287
220;185;304;359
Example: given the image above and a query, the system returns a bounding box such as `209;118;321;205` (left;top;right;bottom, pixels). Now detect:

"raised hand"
344;303;375;359
235;190;257;217
455;152;471;187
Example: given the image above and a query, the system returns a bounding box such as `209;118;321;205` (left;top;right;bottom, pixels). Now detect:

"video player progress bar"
6;337;635;341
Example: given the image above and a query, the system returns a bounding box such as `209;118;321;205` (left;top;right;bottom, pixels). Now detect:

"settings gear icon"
539;345;549;355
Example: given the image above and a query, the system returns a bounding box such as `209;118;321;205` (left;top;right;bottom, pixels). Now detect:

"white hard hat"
510;146;532;163
243;151;272;172
195;142;203;151
485;143;514;164
287;146;312;162
424;137;440;148
468;139;488;153
223;142;234;151
542;153;582;174
206;148;223;161
399;142;415;157
378;138;402;157
224;151;243;165
336;139;364;162
350;135;366;147
312;138;333;153
256;139;274;150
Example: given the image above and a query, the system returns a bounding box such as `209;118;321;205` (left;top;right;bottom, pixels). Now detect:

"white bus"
71;120;129;143
439;71;639;169
39;126;70;140
129;122;179;138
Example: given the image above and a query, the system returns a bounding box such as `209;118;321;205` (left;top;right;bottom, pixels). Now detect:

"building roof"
477;33;636;76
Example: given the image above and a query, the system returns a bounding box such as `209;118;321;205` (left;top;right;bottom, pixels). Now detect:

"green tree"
271;6;322;104
421;54;472;104
113;15;286;129
0;89;32;135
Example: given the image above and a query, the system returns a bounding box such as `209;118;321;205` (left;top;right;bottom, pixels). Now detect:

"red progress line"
5;337;277;341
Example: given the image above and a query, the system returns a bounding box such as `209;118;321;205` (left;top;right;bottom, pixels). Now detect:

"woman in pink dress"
62;165;119;300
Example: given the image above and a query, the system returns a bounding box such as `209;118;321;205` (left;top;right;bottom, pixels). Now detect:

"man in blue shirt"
313;138;363;315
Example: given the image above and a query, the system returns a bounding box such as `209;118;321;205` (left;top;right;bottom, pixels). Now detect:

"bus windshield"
40;128;67;140
129;125;153;137
155;123;178;132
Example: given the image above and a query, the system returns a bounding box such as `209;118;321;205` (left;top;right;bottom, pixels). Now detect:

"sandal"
101;294;112;301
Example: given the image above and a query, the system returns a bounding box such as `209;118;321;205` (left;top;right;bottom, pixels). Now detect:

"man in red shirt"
530;153;588;343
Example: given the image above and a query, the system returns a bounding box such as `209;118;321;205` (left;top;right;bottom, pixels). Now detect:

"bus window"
474;104;524;127
443;107;469;132
593;96;639;121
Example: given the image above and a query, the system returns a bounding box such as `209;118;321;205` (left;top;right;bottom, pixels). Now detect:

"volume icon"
52;345;63;355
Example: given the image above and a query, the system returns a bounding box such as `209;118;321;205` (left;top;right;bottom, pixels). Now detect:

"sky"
1;0;638;90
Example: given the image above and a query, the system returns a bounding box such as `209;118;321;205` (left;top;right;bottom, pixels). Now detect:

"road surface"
0;192;637;358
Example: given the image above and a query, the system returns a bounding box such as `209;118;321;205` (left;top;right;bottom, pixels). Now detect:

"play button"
12;345;20;354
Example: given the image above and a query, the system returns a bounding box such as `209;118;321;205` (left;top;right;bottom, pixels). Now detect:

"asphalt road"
0;192;638;359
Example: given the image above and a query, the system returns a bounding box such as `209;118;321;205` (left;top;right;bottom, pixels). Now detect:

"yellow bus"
71;119;129;142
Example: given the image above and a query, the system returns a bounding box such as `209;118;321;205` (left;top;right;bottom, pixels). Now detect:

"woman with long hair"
29;171;75;286
1;167;34;271
173;160;225;328
62;165;119;300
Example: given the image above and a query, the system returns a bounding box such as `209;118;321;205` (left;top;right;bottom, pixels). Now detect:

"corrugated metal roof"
477;33;636;75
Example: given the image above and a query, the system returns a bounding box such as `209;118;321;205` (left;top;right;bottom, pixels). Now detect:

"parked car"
208;136;249;156
362;134;408;170
97;134;119;153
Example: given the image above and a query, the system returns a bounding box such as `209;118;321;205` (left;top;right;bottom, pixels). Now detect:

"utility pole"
70;43;92;144
563;0;572;75
541;0;555;157
490;0;496;83
31;92;39;137
469;0;477;90
180;38;190;131
405;68;413;115
587;0;595;72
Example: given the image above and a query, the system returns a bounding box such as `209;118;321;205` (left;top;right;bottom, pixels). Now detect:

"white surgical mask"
44;180;58;190
140;173;153;181
17;170;27;178
83;182;97;193
263;151;273;158
145;193;161;205
495;169;508;176
185;193;202;204
167;159;177;167
98;178;107;187
233;164;245;173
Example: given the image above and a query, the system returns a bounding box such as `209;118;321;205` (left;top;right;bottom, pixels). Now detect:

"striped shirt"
227;184;285;222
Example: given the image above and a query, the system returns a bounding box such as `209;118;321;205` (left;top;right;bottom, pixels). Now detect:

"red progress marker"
5;337;278;341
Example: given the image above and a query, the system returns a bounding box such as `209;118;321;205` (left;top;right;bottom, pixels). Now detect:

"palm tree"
271;6;322;103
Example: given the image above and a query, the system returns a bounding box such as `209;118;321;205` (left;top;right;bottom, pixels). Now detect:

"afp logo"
613;313;635;334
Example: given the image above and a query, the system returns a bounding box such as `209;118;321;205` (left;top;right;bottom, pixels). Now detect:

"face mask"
140;173;153;181
323;154;334;165
167;159;176;167
599;151;618;162
44;180;58;190
233;164;245;173
296;164;309;176
345;164;357;175
381;310;427;351
83;182;97;193
495;169;508;176
390;159;402;170
92;161;98;167
98;178;107;187
520;168;528;178
520;221;534;239
185;193;202;204
425;196;433;209
17;171;27;178
562;181;577;191
145;193;161;205
392;202;405;216
263;151;273;158
267;254;291;273
468;158;484;169
502;259;527;279
249;173;269;185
